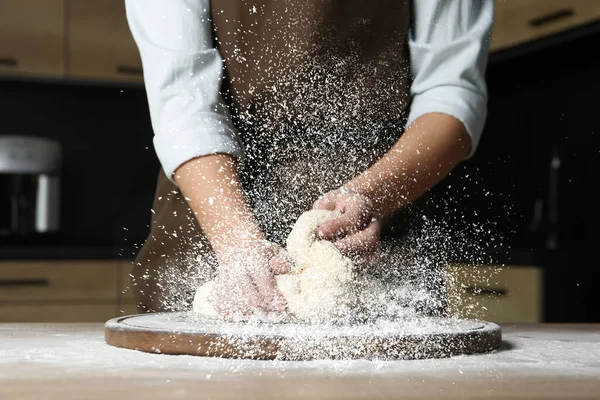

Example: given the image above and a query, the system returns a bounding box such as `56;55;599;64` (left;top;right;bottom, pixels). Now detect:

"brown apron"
132;0;447;316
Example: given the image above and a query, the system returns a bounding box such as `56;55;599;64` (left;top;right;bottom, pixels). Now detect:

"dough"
192;210;355;323
192;280;220;318
280;209;355;321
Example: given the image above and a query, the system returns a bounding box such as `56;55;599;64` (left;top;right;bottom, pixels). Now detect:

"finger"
252;268;287;312
214;275;261;316
333;223;380;256
214;289;251;317
317;195;374;240
270;252;293;275
316;209;365;240
316;218;347;240
236;276;263;312
312;194;337;211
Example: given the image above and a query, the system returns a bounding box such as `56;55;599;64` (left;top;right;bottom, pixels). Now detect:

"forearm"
345;112;471;219
174;154;263;260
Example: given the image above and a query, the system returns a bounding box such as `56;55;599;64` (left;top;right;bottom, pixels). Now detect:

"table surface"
1;323;599;399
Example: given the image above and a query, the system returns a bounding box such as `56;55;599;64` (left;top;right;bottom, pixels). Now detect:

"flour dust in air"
122;4;510;332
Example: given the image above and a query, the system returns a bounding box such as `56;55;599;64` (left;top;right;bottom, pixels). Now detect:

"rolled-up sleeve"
125;0;243;181
408;0;493;157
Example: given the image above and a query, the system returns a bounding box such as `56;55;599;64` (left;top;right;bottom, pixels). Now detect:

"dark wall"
0;80;159;249
435;30;600;322
482;30;599;249
433;29;600;249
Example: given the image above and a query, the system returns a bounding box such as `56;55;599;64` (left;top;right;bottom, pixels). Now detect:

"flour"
192;210;355;323
278;210;355;322
1;325;599;378
120;0;512;333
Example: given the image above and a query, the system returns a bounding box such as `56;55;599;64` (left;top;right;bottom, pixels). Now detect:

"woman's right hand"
174;154;291;317
211;240;292;317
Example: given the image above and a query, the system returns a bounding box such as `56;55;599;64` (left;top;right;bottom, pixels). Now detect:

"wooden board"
105;312;501;360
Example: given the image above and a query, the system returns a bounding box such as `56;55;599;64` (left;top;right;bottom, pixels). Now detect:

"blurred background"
0;0;599;324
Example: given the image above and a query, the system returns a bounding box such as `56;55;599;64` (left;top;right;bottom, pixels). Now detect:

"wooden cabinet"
0;0;65;77
1;260;543;322
0;259;140;322
3;0;600;81
117;260;137;315
67;0;143;82
118;302;139;317
491;0;600;51
445;264;543;323
0;261;118;303
0;260;121;322
0;304;119;323
0;0;143;83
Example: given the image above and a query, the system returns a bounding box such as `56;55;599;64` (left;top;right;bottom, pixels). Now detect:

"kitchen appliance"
0;136;61;238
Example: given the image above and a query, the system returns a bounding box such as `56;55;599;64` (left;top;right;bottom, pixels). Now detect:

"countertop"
1;323;599;399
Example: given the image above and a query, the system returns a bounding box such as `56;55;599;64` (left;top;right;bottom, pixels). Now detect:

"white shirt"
125;0;494;180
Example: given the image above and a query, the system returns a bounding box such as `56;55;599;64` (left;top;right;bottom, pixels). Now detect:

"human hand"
211;240;292;317
312;188;382;267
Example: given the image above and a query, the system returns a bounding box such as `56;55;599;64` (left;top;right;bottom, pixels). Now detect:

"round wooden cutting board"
105;312;501;360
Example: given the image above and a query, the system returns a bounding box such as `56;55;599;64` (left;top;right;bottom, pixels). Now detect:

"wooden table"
0;323;599;399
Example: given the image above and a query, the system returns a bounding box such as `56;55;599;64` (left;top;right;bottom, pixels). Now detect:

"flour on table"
192;209;355;323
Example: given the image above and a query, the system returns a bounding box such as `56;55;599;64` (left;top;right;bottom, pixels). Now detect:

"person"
125;0;493;318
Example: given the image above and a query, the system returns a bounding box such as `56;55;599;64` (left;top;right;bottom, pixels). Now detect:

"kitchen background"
1;1;599;323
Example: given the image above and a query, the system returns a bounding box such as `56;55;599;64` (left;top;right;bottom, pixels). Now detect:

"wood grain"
0;260;119;303
0;302;118;322
117;260;135;301
3;323;600;399
0;0;65;77
445;264;543;323
491;0;600;51
0;260;123;322
67;0;143;82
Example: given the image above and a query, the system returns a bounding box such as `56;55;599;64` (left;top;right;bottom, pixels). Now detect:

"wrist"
208;219;265;261
340;182;387;217
343;179;408;220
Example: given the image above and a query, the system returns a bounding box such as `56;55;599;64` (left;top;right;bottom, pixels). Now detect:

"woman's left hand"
312;188;382;268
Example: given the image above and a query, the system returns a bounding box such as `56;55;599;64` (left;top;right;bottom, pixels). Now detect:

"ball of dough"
283;209;355;322
192;209;355;323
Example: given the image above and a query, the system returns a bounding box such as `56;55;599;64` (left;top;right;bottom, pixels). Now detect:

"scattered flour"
1;325;599;378
193;210;355;323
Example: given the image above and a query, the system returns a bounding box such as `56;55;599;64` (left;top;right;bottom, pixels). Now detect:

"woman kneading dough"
125;0;493;319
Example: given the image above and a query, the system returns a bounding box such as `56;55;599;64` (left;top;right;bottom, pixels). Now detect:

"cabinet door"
0;0;65;77
0;261;118;302
491;0;600;52
117;260;137;315
117;302;138;317
0;303;118;322
445;265;543;323
67;0;143;83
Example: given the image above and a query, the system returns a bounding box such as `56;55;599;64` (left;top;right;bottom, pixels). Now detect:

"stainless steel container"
0;136;61;237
